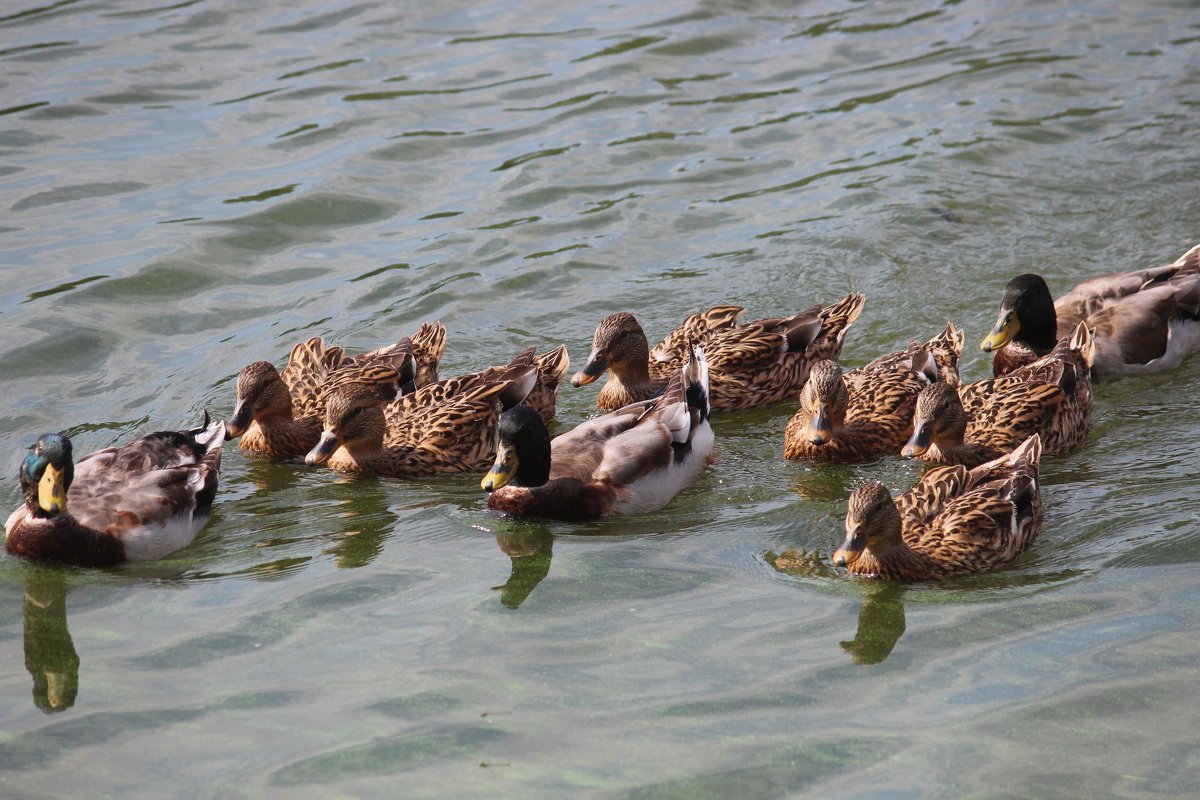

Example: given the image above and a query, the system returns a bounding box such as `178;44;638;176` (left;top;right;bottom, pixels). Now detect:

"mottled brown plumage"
785;323;964;461
305;355;537;477
571;294;866;412
982;243;1200;377
5;418;225;566
906;323;1094;467
523;344;570;423
833;434;1043;580
228;323;446;458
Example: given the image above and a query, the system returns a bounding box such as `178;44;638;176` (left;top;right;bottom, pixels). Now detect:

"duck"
904;323;1093;467
981;243;1200;377
833;434;1043;580
482;349;714;520
5;416;225;566
304;353;538;476
784;323;964;461
570;294;866;412
227;322;446;459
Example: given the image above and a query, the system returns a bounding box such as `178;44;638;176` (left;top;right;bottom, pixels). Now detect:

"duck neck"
240;417;321;456
512;447;552;488
922;438;994;467
604;340;658;401
1015;297;1058;352
852;538;945;581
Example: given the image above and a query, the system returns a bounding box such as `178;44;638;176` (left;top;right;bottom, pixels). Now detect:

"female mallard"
227;322;446;459
5;417;225;566
784;323;964;461
904;323;1093;467
833;434;1043;580
304;356;537;477
482;350;713;520
570;294;866;412
981;243;1200;377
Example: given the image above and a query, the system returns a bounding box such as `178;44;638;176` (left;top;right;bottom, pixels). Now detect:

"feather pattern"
571;294;865;412
305;349;541;476
833;435;1043;580
5;417;225;566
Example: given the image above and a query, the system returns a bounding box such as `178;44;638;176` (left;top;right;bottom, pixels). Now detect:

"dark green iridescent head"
20;434;74;516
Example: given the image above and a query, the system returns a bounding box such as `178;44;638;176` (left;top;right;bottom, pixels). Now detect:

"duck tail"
1067;322;1096;370
683;346;711;421
818;292;867;343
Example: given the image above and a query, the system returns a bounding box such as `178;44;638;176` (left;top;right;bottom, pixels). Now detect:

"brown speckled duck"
904;323;1094;467
981;243;1200;377
833;434;1043;580
571;294;866;412
227;323;446;459
305;352;538;477
5;417;224;566
482;349;713;520
784;323;964;461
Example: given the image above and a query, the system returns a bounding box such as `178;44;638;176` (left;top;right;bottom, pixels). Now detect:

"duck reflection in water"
491;525;553;609
326;482;396;570
764;549;907;664
23;569;79;712
839;583;906;665
238;456;395;572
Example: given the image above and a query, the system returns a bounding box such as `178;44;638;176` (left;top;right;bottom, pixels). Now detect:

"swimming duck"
905;323;1093;467
981;243;1200;377
570;294;866;412
228;322;446;459
482;349;713;520
784;323;965;461
5;416;225;566
833;434;1043;580
305;354;537;476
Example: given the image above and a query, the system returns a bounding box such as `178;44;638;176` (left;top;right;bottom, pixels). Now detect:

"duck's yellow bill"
481;444;518;492
37;463;67;514
980;310;1019;352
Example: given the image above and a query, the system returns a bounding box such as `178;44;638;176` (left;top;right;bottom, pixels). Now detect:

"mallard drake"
304;353;537;476
833;434;1043;580
784;323;964;461
481;349;713;520
5;416;225;566
570;294;866;412
981;243;1200;377
228;322;446;459
904;323;1093;467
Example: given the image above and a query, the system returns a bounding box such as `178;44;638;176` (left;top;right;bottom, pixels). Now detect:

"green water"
2;0;1199;797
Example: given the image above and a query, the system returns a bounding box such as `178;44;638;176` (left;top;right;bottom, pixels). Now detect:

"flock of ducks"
6;243;1199;581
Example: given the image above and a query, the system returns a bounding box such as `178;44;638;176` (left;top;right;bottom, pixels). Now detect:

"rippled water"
2;0;1199;796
